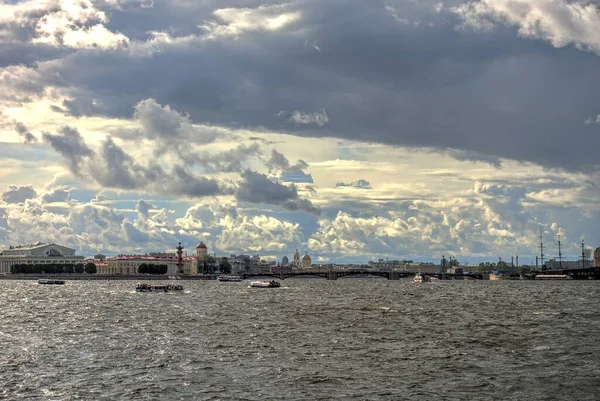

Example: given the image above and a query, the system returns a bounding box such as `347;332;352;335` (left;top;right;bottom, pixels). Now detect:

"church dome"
302;253;311;262
196;242;207;249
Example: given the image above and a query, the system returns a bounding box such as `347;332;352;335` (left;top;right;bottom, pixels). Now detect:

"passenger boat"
489;271;521;280
218;274;243;282
38;279;65;285
413;273;430;283
534;274;572;280
249;280;281;288
135;283;184;292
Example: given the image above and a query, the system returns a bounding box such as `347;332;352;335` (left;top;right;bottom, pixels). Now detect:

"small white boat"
136;283;184;292
38;279;65;285
218;275;243;282
413;273;430;283
250;280;281;288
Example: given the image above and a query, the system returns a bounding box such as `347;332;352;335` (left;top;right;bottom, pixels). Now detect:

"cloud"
201;4;302;40
266;149;314;183
7;0;597;172
336;179;372;189
216;214;302;253
14;122;36;143
136;199;155;218
30;0;130;50
41;187;71;204
236;169;320;214
288;110;329;127
1;185;38;204
42;126;94;172
452;0;600;54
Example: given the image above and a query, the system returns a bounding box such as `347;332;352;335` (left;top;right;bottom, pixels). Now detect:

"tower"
293;249;300;267
176;242;184;274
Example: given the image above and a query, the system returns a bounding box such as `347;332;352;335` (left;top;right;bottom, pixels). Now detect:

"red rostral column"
176;242;184;274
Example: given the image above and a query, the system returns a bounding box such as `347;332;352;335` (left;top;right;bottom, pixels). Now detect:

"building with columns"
0;243;85;274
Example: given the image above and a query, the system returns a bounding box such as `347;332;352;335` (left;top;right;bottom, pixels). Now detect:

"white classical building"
0;243;85;274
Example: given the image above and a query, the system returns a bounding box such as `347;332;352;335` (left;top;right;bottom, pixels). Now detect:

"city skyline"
2;1;600;264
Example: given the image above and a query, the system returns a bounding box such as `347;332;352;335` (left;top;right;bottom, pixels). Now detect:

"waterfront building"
595;248;600;268
194;241;208;274
293;249;301;267
101;254;187;275
0;242;85;274
368;259;413;270
545;258;593;270
282;255;289;266
302;252;312;268
229;254;251;274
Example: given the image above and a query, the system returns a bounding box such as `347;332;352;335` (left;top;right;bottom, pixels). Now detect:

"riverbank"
0;274;216;281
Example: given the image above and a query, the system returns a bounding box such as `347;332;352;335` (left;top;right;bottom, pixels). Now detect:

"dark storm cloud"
42;126;94;172
14;121;36;143
1;185;38;204
10;0;600;171
237;170;320;214
267;150;314;183
136;200;155;217
168;166;224;198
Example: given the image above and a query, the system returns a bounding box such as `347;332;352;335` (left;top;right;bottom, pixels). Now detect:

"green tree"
201;255;217;275
440;256;448;273
65;264;75;274
75;263;84;274
219;257;231;274
138;263;149;274
85;262;97;274
159;264;168;275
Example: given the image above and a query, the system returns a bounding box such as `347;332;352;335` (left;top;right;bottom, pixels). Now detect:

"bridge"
239;270;484;280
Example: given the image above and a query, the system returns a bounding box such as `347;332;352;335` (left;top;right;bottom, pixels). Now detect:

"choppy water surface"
1;279;599;400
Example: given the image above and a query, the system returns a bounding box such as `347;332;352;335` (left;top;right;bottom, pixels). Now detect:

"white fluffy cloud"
453;0;600;53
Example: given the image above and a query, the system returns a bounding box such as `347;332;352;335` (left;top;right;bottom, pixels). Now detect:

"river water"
1;278;599;400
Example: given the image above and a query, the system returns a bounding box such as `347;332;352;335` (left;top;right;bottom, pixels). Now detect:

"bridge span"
240;270;483;281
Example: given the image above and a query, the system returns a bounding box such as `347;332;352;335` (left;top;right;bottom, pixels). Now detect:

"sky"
1;0;600;265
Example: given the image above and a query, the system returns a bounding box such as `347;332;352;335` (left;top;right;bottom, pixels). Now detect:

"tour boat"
218;274;243;282
534;274;572;280
249;280;281;288
413;273;430;283
135;283;184;292
489;271;521;281
38;279;65;285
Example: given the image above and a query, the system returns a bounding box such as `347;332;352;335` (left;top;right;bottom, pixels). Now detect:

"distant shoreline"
0;275;216;281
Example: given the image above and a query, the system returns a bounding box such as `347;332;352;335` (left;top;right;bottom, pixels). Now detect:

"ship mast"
581;238;586;269
539;228;545;269
557;233;563;269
